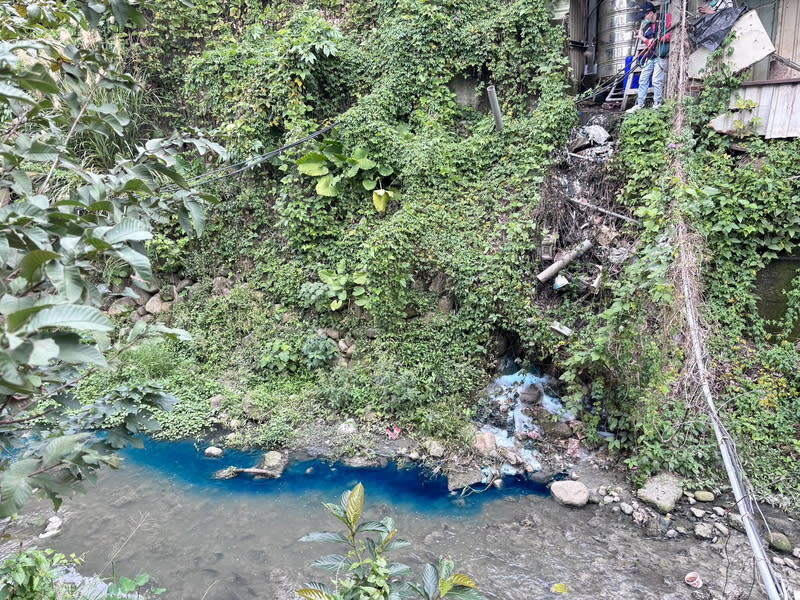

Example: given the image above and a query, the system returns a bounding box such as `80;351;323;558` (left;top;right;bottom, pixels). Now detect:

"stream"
33;438;771;600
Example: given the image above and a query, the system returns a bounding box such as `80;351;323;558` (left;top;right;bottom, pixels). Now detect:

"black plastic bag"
690;6;749;51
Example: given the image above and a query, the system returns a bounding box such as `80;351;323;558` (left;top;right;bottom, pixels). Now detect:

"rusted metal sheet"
708;80;800;139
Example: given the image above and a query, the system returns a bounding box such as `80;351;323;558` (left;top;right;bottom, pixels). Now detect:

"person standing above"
699;0;733;15
626;2;672;113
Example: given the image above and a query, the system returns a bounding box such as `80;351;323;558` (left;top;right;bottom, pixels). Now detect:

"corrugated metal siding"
709;81;800;139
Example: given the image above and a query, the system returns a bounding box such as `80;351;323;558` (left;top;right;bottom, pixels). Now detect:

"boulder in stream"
550;481;589;507
637;473;683;513
447;469;485;492
259;451;288;478
204;446;224;458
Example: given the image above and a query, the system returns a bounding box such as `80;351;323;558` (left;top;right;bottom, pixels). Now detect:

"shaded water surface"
46;440;766;600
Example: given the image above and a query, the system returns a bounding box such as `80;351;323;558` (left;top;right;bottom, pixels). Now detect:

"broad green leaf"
53;333;107;366
372;189;391;212
102;218;152;245
0;459;39;517
345;483;364;530
355;521;389;534
6;304;53;332
422;564;439;600
355;157;376;170
181;196;206;236
15;64;59;94
315;175;339;197
378;165;393;176
298;531;349;543
115;246;152;287
27;304;113;332
18;250;60;282
42;434;91;468
21;141;60;162
0;82;35;105
362;178;378;191
46;263;85;303
311;554;350;571
442;588;482;600
297;152;330;176
28;338;60;366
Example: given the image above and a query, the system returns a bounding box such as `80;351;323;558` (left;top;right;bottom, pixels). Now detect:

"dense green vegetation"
70;0;800;510
3;0;799;535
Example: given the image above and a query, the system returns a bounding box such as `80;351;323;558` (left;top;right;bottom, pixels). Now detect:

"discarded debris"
536;240;593;283
550;321;573;336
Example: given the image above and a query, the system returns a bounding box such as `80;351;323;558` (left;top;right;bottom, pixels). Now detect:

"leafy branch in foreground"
297;483;482;600
0;0;225;516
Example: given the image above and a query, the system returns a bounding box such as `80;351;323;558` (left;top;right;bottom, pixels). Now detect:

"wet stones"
550;481;589;507
204;446;224;458
692;490;715;502
769;532;793;553
637;473;683;513
260;451;287;477
447;469;485;492
694;522;714;540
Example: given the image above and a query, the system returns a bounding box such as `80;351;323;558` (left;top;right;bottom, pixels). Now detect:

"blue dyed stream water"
39;439;766;600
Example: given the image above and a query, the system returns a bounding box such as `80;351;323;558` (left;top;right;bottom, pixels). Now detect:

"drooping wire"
163;122;337;193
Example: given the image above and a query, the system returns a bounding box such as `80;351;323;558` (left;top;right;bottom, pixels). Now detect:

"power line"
164;122;337;193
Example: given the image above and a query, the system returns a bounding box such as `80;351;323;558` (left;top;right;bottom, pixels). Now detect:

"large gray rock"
427;440;446;458
550;481;589;507
637;473;683;513
107;297;136;316
144;293;172;314
447;469;484;492
259;451;288;478
473;432;497;455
